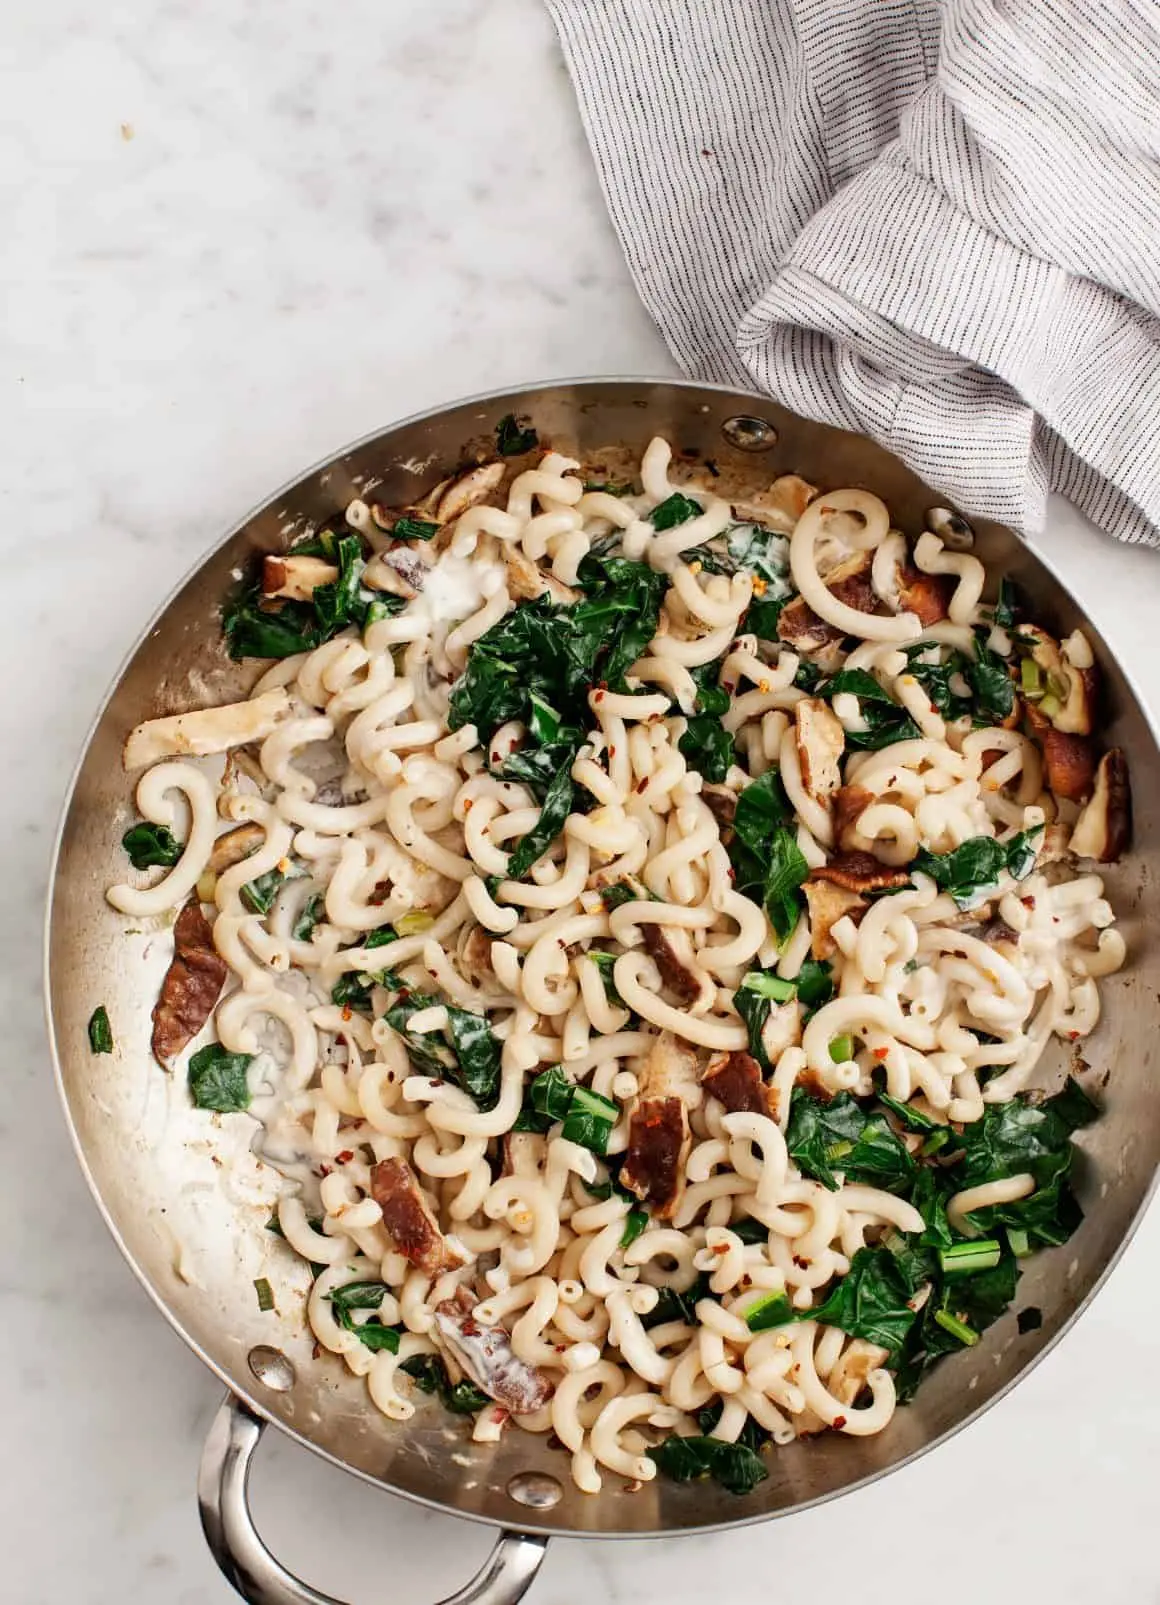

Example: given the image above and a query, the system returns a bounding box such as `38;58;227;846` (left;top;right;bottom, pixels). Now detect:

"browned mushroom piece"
261;553;339;601
832;784;874;847
435;461;507;524
1069;748;1132;863
206;822;266;875
500;546;579;605
368;547;431;599
639;923;714;1007
702;1050;775;1117
459;924;497;985
777;551;877;655
794;697;846;802
895;560;955;628
1026;705;1099;803
811;851;911;894
732;473;819;534
1017;625;1099;736
151;898;229;1067
432;1288;553;1415
620;1032;700;1218
370;1158;464;1277
701;784;738;833
621;1097;689;1218
803;879;867;960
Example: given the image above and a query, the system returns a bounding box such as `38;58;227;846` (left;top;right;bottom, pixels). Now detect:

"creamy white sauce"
412;550;504;629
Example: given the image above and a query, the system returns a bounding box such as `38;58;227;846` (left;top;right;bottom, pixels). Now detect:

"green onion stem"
938;1240;1002;1277
933;1308;979;1346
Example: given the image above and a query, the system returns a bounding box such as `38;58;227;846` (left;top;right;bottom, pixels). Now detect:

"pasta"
106;425;1131;1500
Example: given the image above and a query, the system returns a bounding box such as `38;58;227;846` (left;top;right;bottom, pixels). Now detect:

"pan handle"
198;1393;550;1605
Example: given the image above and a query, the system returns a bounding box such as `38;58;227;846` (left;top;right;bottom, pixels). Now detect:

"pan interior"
47;379;1160;1537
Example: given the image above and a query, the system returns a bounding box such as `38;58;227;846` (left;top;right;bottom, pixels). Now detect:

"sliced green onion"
933;1308;979;1346
1007;1227;1032;1259
921;1129;950;1157
938;1240;1002;1277
1019;657;1043;697
824;1140;854;1163
254;1277;275;1313
620;1209;649;1249
828;1034;855;1063
394;909;434;937
1038;692;1062;721
739;971;797;1002
1045;671;1068;702
744;1291;795;1332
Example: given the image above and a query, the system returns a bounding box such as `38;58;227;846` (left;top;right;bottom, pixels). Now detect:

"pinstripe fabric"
545;0;1160;545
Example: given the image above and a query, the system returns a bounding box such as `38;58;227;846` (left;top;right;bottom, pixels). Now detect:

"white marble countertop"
6;1;1160;1600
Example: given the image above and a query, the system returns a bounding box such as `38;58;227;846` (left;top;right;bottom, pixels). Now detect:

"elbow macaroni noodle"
109;435;1124;1495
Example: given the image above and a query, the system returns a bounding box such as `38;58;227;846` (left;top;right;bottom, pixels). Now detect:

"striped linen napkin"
545;0;1160;545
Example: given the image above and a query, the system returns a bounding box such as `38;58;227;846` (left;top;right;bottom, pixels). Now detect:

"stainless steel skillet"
45;378;1160;1604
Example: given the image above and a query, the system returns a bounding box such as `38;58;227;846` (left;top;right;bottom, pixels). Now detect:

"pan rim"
43;373;1160;1540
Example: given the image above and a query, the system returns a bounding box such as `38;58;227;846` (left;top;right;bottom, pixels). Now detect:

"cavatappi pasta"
107;427;1130;1498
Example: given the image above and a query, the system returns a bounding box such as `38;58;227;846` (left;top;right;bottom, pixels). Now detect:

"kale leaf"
495;414;538;455
822;669;922;750
122;822;184;869
188;1044;253;1112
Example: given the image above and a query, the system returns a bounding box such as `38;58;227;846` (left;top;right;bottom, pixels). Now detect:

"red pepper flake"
833;1415;847;1430
727;866;735;880
608;746;617;758
1068;1030;1080;1042
793;1255;808;1269
873;1046;888;1061
1022;895;1035;908
462;1320;480;1338
635;778;649;793
463;798;474;812
335;1149;354;1164
318;1164;332;1178
341;1005;353;1021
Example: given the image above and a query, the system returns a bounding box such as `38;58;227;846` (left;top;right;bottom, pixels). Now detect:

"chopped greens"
449;551;668;873
187;1044;253;1113
913;827;1042;909
504;764;574;881
727;772;809;939
399;1353;490;1414
495;414;538;455
620;1209;649;1249
254;1277;275;1313
822;669;922;750
725;523;791;588
514;1069;618;1151
121;822;183;870
223;531;377;661
808;1246;918;1358
649;1433;768;1496
966;631;1016;725
786;1089;915;1193
87;1005;114;1055
329;1281;402;1352
292;892;324;942
649;492;702;530
240;865;289;916
384;994;503;1109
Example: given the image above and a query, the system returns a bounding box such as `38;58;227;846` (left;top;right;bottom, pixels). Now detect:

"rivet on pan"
721;415;778;452
248;1345;296;1392
925;507;975;550
506;1471;564;1510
